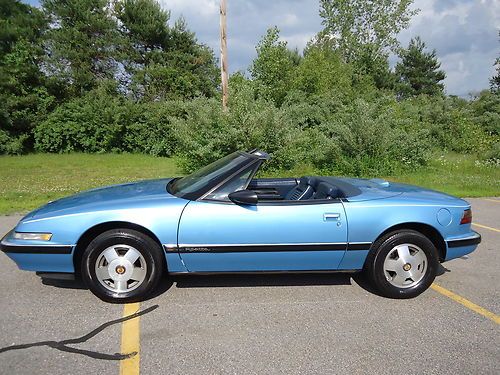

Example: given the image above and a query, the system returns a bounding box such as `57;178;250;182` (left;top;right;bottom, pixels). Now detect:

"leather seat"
313;182;340;200
285;177;316;200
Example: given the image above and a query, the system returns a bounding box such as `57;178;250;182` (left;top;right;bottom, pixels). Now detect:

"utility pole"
220;0;229;111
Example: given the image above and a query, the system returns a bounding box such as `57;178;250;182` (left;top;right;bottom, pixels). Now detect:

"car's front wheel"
364;230;439;299
81;229;165;303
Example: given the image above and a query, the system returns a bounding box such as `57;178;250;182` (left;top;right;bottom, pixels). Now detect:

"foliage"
250;27;299;106
470;90;500;136
115;1;218;100
395;37;446;98
292;46;354;99
0;0;498;186
34;87;183;156
318;0;418;61
0;0;53;154
490;31;500;93
42;0;121;95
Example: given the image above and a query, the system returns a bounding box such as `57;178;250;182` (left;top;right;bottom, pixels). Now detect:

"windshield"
168;152;253;199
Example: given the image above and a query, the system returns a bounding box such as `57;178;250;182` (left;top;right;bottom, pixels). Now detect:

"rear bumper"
444;231;481;261
446;232;482;248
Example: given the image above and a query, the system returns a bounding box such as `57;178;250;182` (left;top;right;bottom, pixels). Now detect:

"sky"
24;0;500;96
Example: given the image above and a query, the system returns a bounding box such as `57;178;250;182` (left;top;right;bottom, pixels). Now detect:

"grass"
0;152;498;215
384;153;500;198
0;153;179;215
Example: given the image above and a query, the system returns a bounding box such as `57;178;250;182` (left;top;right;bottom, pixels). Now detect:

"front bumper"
1;231;75;272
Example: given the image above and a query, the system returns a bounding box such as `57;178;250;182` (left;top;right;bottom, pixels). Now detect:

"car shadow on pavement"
39;275;176;302
38;264;451;300
173;273;353;289
41;277;87;289
352;263;451;298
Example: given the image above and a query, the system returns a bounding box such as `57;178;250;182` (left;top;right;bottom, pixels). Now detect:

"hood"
330;177;468;205
26;178;178;220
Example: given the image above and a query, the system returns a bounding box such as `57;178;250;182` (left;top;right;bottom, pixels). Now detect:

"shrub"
34;89;181;156
34;90;128;153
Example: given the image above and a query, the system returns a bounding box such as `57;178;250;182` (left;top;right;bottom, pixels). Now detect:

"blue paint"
445;245;477;261
5;252;74;272
178;251;346;272
338;250;370;269
177;200;347;271
1;168;480;276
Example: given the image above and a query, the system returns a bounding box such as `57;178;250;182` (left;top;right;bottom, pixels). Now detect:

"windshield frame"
167;151;262;201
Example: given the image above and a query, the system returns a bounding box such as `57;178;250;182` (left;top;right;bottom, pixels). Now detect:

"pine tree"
0;0;52;153
114;0;218;100
395;37;446;98
42;0;121;95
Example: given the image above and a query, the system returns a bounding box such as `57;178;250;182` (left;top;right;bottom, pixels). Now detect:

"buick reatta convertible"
1;150;481;302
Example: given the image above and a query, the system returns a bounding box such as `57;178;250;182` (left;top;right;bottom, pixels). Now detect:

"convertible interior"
247;176;347;201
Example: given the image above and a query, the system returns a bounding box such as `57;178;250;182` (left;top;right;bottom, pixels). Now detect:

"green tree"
318;0;418;62
395;37;445;98
250;27;300;106
491;32;500;93
292;46;353;99
471;90;500;136
115;0;218;101
0;0;53;154
42;0;121;95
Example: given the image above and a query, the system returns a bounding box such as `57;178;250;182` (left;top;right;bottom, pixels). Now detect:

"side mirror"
228;190;258;205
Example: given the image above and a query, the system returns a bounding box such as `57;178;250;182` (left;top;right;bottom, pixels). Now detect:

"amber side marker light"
460;209;472;225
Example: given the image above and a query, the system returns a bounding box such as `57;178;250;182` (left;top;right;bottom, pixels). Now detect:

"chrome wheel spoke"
102;247;120;263
408;268;421;282
96;266;111;281
115;280;128;292
130;267;146;282
123;248;140;264
384;259;400;271
396;245;412;263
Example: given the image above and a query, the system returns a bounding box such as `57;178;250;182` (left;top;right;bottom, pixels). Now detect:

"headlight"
13;232;52;241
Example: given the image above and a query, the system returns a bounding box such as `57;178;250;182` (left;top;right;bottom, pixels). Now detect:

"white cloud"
397;0;499;96
161;0;219;18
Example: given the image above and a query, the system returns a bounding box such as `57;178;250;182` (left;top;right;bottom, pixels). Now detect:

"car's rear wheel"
81;229;164;303
364;230;439;299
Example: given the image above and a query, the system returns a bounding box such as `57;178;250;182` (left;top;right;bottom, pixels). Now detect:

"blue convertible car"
1;150;481;302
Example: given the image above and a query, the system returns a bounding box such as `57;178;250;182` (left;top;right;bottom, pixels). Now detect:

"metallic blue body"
1;176;479;275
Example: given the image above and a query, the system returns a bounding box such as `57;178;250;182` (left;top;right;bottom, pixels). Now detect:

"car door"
176;199;348;272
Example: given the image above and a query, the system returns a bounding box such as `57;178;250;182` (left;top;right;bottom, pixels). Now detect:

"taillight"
460;209;472;224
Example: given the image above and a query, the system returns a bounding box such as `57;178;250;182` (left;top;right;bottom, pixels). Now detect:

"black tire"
81;229;165;303
364;230;439;299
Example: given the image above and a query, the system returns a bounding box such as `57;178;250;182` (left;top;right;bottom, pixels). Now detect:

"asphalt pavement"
0;198;498;375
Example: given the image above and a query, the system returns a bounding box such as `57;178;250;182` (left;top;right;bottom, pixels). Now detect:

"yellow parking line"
472;223;500;233
482;198;500;203
431;283;500;325
120;303;141;375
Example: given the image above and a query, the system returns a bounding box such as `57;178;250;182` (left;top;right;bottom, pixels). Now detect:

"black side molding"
165;242;372;253
447;233;481;248
0;243;73;254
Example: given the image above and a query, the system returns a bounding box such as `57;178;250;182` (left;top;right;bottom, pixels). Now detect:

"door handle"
323;213;340;221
